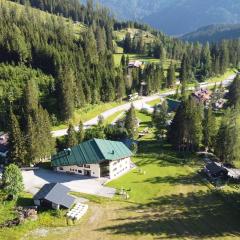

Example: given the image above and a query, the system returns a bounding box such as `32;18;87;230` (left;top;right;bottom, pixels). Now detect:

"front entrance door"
84;170;91;176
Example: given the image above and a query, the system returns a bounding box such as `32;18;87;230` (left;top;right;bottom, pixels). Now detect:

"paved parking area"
22;169;116;198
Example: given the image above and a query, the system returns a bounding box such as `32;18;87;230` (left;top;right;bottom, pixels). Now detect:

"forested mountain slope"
95;0;240;35
181;24;240;43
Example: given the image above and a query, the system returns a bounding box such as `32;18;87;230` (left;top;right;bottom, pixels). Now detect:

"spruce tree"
77;120;85;143
8;108;26;166
215;109;240;165
66;123;78;147
124;33;132;53
152;101;168;139
201;43;212;78
202;106;216;150
228;75;240;107
24;79;38;114
125;104;138;139
166;63;176;88
57;66;75;121
26;114;38;164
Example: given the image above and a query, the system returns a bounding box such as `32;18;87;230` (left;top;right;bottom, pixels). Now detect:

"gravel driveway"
22;168;116;198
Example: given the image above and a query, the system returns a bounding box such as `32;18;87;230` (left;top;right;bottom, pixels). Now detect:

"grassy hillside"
4;0;87;36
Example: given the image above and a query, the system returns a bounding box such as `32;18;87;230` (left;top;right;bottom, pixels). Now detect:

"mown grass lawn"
113;53;180;70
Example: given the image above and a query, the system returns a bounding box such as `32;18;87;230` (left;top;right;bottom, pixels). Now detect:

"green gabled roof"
51;139;132;167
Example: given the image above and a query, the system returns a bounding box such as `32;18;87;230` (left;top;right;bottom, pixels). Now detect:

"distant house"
51;139;133;179
33;183;75;209
0;133;8;158
128;60;143;68
204;162;228;178
192;89;211;105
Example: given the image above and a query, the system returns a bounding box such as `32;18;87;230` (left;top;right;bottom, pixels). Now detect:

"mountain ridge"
181;24;240;43
94;0;240;35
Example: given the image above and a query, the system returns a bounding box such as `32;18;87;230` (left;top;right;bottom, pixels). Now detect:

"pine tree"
215;109;240;165
166;63;176;88
26;114;38;164
66;123;78;147
159;44;166;63
8;108;26;165
37;106;55;161
116;74;126;101
124;33;132;53
228;75;240;107
152;101;168;139
219;41;229;74
121;54;126;67
168;98;203;151
24;79;38;114
201;43;212;78
77;120;85;143
57;66;75;121
202;106;216;150
125;104;138;139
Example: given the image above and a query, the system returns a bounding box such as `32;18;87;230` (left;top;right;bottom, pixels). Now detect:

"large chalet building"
51;139;133;180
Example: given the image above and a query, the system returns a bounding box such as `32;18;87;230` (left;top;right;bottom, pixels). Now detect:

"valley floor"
1;96;240;240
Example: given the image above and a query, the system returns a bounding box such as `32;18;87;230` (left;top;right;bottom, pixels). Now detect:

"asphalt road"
52;74;236;137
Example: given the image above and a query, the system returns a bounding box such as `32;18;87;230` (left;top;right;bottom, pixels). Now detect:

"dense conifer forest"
1;0;240;166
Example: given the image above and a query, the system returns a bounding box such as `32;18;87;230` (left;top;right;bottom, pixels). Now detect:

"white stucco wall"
56;164;100;178
55;157;131;179
109;157;131;179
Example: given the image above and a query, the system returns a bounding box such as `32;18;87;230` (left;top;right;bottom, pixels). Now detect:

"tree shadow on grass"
136;139;200;167
144;173;203;186
98;190;240;239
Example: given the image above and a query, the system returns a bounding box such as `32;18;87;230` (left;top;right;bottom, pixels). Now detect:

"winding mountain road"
52;74;236;137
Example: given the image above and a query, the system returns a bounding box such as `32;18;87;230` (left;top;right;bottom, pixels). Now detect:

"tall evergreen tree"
168;97;203;151
215;109;240;165
201;43;212;79
57;66;75;121
152;101;168;139
228;74;240;107
77;120;85;143
8;108;26;165
66;123;78;147
166;63;176;88
202;106;216;150
125;104;138;139
124;33;132;53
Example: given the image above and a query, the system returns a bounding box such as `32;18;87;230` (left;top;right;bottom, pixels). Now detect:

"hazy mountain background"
181;24;240;43
93;0;240;35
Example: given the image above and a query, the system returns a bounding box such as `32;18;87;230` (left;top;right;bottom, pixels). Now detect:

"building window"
78;170;82;174
78;165;83;167
59;167;63;170
84;164;90;169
